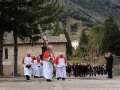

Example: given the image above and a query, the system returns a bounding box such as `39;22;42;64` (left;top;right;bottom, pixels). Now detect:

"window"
5;48;8;59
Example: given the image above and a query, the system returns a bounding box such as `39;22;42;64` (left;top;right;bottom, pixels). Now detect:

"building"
113;56;120;76
3;32;67;76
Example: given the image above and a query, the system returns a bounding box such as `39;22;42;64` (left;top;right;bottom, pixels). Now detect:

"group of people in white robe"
23;47;67;82
23;54;43;80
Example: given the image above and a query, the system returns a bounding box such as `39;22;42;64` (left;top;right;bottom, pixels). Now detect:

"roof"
3;32;67;45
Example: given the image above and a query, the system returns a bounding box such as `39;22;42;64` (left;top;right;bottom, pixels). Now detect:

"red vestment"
43;50;49;61
54;55;67;65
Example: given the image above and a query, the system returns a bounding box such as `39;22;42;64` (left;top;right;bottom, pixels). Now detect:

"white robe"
43;60;53;79
32;60;40;77
56;58;66;78
38;61;43;77
24;57;32;76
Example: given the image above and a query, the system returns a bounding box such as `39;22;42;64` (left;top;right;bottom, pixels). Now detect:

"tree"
0;0;13;75
3;0;63;76
28;0;64;45
61;18;73;58
0;0;63;76
51;21;64;36
0;31;3;76
78;30;88;58
70;23;78;32
101;16;120;55
64;28;73;57
88;25;105;55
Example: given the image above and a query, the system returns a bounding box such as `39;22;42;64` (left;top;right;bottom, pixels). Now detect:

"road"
0;77;120;90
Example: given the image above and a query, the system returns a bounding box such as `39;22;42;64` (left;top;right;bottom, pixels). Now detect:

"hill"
63;0;120;25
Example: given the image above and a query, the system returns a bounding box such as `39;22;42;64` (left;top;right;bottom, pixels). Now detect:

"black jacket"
105;55;113;70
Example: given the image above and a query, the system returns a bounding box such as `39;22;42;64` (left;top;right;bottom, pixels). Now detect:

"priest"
54;54;67;80
43;47;54;82
23;54;32;80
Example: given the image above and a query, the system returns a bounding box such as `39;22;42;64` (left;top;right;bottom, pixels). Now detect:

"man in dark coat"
72;63;78;77
66;63;72;77
105;52;113;79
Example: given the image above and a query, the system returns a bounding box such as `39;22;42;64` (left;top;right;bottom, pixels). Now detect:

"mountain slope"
64;0;120;25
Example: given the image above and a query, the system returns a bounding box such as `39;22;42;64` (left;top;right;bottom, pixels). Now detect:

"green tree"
0;0;63;76
64;28;73;57
101;16;120;55
62;19;73;58
0;0;13;75
51;21;64;36
78;30;88;58
14;0;63;76
88;25;104;55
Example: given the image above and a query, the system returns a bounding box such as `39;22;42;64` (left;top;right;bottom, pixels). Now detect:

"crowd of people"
66;51;114;79
66;64;107;77
23;47;67;81
23;46;114;81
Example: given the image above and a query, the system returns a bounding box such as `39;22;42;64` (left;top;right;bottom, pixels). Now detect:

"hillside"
64;0;120;25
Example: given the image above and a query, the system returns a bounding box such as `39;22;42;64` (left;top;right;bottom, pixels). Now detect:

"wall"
3;46;14;76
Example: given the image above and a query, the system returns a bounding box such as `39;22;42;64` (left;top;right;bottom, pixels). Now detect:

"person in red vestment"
54;54;67;80
43;47;54;82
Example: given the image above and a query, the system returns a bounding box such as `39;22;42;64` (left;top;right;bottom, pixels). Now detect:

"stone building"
3;33;67;76
113;56;120;76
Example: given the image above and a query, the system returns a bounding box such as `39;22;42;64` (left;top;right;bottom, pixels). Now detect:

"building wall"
113;64;120;76
3;46;14;76
3;43;66;76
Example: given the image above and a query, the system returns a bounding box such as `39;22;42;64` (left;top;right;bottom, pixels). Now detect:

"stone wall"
113;64;120;76
113;56;120;76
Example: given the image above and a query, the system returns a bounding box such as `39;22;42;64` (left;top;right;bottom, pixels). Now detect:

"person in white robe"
43;48;54;82
36;56;43;78
23;54;32;80
55;54;67;80
32;56;40;78
39;59;43;78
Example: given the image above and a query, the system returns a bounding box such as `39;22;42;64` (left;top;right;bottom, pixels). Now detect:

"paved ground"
0;76;120;90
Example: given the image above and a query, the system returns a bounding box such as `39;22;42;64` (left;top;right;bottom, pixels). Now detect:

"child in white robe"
32;56;40;78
